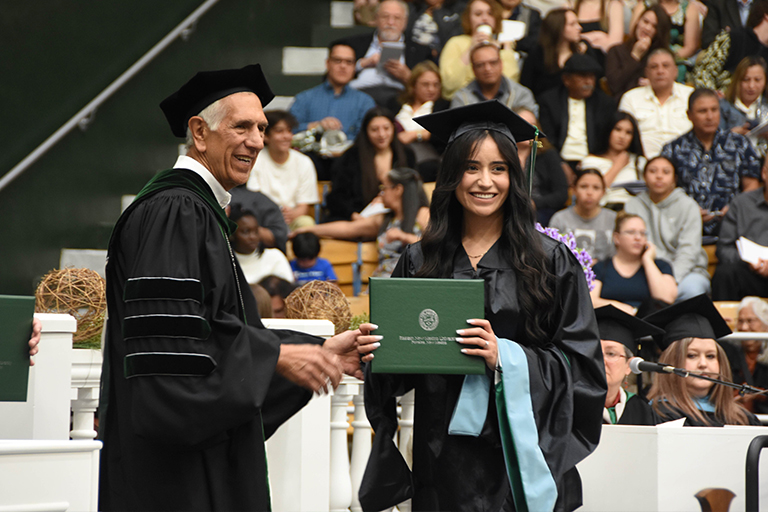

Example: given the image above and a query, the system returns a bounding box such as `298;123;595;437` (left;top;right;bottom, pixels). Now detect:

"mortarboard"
160;64;274;138
643;294;732;350
595;304;664;355
413;100;545;193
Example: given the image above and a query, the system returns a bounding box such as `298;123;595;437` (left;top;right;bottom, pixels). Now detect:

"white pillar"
70;348;102;440
0;313;75;440
349;386;370;512
329;380;355;512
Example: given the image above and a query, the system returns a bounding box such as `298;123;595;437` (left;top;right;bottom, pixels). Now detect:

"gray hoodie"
624;188;709;282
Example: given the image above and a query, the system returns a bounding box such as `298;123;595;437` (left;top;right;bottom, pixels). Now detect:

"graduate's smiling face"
191;92;268;190
455;136;510;222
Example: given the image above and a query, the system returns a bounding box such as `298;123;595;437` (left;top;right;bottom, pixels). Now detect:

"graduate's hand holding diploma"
456;318;498;370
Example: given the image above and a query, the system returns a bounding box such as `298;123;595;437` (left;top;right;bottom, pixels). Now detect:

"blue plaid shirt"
289;81;376;140
661;129;760;235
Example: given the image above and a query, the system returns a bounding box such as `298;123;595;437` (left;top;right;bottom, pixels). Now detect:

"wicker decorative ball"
35;267;106;346
285;280;352;335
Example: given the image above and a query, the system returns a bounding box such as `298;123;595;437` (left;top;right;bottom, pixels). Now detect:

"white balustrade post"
70;348;102;440
0;313;75;440
349;383;370;512
330;378;356;512
397;390;416;512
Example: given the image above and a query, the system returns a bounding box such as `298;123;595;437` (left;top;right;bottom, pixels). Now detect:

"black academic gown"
359;235;607;512
605;392;660;425
652;400;762;427
98;168;321;511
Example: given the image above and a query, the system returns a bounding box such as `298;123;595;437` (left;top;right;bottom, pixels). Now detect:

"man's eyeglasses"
329;57;355;66
603;351;628;361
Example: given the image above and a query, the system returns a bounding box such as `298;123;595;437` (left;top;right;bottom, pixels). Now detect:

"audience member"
497;0;543;57
590;212;677;315
539;54;616;173
574;0;625;52
230;186;289;254
326;107;415;221
290;232;338;284
581;112;646;208
290;42;376;143
450;42;538;114
246;110;318;231
722;297;768;413
249;284;274;319
660;88;761;236
619;48;693;157
549;168;617;262
439;0;520;100
516;108;568;225
520;8;603;100
645;295;760;426
631;0;703;81
701;0;750;49
258;275;298;318
596;305;663;425
720;56;768;156
692;0;768;91
605;5;671;97
394;61;448;179
624;156;711;300
230;204;295;285
405;0;466;61
296;167;429;279
712;160;768;300
345;0;432;106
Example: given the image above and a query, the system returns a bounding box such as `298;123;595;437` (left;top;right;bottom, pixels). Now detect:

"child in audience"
230;204;295;285
549;169;617;263
290;232;338;284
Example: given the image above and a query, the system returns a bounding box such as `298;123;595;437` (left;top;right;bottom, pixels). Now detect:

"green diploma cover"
0;295;35;402
369;277;486;374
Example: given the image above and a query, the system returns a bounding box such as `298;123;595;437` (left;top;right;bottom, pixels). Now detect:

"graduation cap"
160;64;274;138
413;100;545;193
643;294;732;350
595;305;664;355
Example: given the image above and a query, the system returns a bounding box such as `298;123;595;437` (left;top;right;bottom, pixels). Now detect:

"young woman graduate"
358;100;607;512
596;304;663;425
644;294;761;427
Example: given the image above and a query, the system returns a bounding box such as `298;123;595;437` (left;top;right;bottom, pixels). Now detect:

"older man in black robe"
98;65;375;511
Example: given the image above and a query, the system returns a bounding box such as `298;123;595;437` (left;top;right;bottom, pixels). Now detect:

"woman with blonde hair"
439;0;519;99
645;295;761;426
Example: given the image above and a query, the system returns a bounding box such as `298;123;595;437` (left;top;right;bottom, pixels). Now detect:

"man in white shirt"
247;110;318;231
618;48;694;158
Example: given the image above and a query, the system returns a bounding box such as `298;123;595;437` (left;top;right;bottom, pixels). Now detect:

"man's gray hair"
376;0;409;20
184;97;230;149
738;296;768;329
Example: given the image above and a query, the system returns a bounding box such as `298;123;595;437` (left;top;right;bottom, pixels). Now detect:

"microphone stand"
660;366;766;397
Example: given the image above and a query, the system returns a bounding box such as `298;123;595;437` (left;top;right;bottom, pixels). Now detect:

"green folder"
369;277;486;374
0;295;35;402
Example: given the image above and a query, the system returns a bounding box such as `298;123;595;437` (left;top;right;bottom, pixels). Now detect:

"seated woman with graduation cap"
359;100;606;512
596;305;663;425
644;295;761;427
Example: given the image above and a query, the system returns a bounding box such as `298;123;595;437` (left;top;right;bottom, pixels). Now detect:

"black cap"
160;64;274;138
562;53;603;76
643;294;732;350
413;99;544;148
595;305;664;355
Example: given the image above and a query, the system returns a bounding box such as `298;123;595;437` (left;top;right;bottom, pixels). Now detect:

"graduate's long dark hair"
415;129;555;345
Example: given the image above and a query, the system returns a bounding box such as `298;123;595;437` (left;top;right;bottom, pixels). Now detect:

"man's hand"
29;318;41;366
383;59;411;84
276;344;343;394
324;323;381;380
308;117;343;132
750;258;768;278
359;53;380;69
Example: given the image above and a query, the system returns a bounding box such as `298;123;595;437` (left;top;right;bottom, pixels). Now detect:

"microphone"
629;357;679;375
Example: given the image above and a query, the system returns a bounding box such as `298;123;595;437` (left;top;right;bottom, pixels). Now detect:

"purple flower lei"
535;223;595;291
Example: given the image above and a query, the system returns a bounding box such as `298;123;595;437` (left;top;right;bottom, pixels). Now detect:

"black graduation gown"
604;393;660;425
359;235;607;512
652;401;762;427
98;169;321;511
